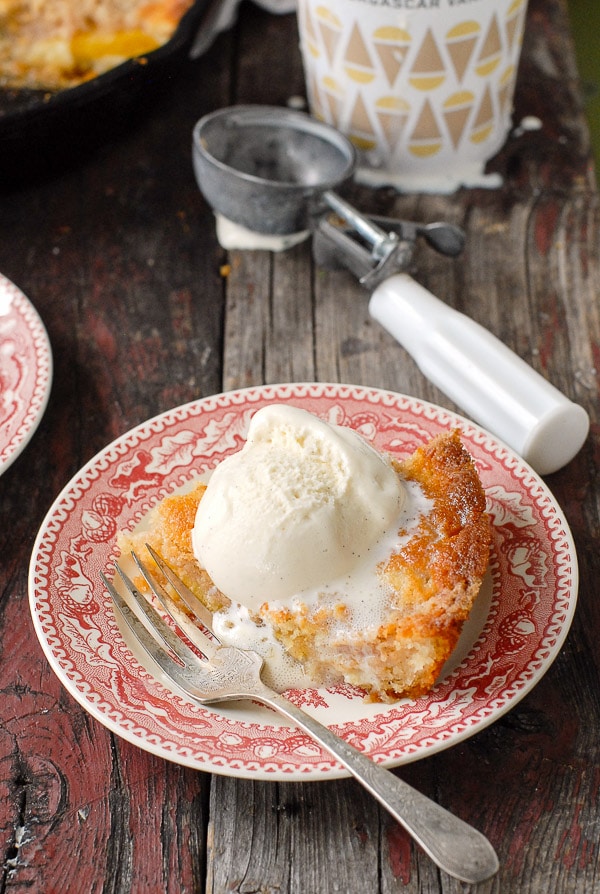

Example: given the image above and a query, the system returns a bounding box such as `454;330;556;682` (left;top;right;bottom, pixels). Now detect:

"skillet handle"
369;273;589;475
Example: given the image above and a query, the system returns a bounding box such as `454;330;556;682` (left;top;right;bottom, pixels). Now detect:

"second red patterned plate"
0;273;52;475
29;383;577;780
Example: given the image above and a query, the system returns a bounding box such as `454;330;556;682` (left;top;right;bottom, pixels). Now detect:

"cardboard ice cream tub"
296;0;528;192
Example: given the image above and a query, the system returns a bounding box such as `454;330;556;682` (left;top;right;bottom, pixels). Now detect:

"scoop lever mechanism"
315;191;465;289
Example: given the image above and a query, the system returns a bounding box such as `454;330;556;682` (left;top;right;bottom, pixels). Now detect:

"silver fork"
101;546;499;884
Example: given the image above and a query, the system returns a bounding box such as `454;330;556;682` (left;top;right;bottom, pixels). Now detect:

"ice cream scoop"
192;405;405;605
192;105;590;474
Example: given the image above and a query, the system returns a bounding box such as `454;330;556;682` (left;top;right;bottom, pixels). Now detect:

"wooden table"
1;0;599;891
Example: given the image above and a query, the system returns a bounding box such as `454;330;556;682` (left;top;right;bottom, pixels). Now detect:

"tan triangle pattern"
475;14;502;76
409;29;446;90
446;21;480;83
303;4;320;58
348;92;377;149
372;26;411;88
375;95;410;149
443;90;475;148
344;22;376;83
470;84;494;143
299;0;529;171
505;0;526;51
411;99;442;140
409;99;443;156
308;71;324;120
316;6;342;67
497;65;516;115
321;75;344;125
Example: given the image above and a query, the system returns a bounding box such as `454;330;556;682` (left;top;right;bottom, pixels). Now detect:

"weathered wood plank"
1;0;599;891
207;776;383;894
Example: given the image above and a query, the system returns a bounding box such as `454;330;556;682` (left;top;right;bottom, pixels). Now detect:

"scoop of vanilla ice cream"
192;404;404;607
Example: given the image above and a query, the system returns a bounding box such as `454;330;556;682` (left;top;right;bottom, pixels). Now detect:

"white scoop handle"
369;273;589;475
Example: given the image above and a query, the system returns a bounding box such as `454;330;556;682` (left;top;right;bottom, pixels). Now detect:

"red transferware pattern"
29;383;577;780
0;273;52;474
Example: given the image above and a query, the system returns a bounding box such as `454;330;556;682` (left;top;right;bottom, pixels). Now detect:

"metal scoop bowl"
192;105;589;474
192;105;356;236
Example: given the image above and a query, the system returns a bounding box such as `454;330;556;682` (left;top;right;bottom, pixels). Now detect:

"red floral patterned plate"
29;383;578;780
0;274;52;475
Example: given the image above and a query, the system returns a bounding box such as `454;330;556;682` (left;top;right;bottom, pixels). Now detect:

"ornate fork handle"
197;654;498;885
109;556;498;885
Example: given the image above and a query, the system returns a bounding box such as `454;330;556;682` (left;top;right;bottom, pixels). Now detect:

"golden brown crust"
387;429;490;619
0;0;195;90
117;481;229;614
118;430;490;702
256;430;490;701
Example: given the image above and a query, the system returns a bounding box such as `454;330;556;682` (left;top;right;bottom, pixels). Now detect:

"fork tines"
101;563;203;694
101;547;218;679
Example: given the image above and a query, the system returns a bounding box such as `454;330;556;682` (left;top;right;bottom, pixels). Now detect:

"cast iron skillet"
0;0;212;188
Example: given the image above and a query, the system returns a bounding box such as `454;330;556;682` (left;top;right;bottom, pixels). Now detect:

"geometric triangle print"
316;7;343;67
443;90;475;148
409;28;446;90
411;97;442;141
372;26;411;87
375;95;410;149
350;91;376;134
344;22;376;83
475;14;502;77
505;0;527;51
321;75;344;126
348;91;378;149
497;65;516;115
445;21;480;83
409;98;443;156
302;3;318;53
307;70;324;119
470;84;494;143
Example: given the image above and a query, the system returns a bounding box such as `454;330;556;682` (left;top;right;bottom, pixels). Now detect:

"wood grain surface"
1;0;599;892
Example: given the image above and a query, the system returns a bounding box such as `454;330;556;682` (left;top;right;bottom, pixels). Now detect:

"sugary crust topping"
0;0;194;89
386;429;490;617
